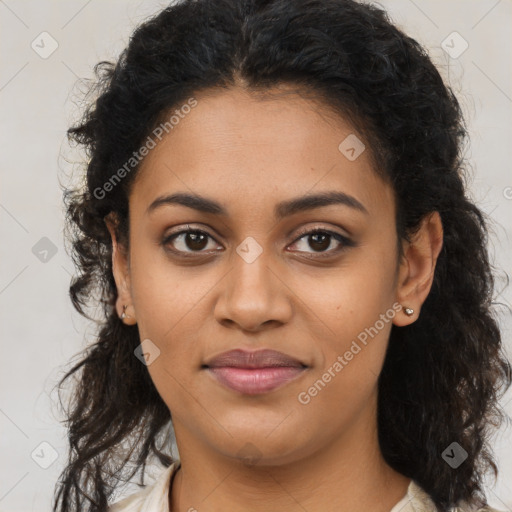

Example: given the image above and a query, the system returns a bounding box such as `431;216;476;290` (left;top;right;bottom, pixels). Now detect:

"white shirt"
108;462;502;512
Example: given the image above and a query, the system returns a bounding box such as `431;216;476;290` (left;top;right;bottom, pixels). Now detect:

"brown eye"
162;228;220;254
306;232;331;252
289;228;354;256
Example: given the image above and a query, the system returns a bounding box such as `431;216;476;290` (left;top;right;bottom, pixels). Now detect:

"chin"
207;425;313;467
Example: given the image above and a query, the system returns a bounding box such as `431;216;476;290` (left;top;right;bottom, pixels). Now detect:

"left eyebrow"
146;190;368;218
274;191;368;218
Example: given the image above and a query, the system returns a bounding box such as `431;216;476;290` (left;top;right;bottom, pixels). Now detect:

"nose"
213;248;293;333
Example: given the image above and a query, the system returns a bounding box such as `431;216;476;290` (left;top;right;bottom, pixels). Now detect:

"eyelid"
287;225;354;257
163;223;219;242
291;223;351;241
163;222;350;241
161;224;223;255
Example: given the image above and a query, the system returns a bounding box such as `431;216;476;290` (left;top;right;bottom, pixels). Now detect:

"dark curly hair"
53;0;512;511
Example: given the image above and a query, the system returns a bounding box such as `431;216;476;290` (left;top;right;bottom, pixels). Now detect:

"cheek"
132;268;209;374
295;308;393;435
127;249;206;391
129;238;207;336
297;243;398;338
294;248;398;401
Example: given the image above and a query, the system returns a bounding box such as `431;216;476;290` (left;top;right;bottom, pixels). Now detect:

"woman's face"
109;86;429;466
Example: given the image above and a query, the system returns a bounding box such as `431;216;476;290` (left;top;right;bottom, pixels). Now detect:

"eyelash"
161;224;354;259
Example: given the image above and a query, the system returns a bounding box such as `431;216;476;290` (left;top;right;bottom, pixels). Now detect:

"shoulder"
453;507;505;512
108;462;179;512
407;480;506;512
452;506;505;512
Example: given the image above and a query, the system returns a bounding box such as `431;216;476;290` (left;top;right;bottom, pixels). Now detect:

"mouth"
203;349;308;395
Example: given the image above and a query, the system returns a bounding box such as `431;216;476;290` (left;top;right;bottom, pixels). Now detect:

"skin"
106;85;443;512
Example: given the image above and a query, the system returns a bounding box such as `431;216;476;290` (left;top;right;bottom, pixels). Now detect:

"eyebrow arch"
146;191;369;218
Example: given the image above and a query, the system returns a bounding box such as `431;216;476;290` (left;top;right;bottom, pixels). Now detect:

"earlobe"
393;211;443;326
104;213;137;325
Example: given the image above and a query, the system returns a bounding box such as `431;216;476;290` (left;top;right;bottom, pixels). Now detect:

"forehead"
129;85;394;220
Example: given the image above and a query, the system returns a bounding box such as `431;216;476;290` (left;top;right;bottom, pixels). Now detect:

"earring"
403;307;414;316
119;304;137;325
120;304;130;319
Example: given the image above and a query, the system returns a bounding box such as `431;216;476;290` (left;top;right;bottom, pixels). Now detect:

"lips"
205;349;306;369
204;349;308;395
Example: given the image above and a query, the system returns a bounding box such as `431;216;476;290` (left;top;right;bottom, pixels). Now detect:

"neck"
169;394;411;512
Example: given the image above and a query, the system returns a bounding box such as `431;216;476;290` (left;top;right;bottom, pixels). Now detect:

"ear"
105;213;137;325
393;211;443;326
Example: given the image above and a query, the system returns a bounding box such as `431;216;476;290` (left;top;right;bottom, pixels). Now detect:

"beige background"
0;1;511;510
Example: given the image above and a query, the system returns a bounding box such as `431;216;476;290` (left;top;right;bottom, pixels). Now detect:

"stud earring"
403;307;414;316
120;304;131;319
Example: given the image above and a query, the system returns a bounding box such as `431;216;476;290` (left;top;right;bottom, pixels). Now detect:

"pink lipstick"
204;349;307;395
